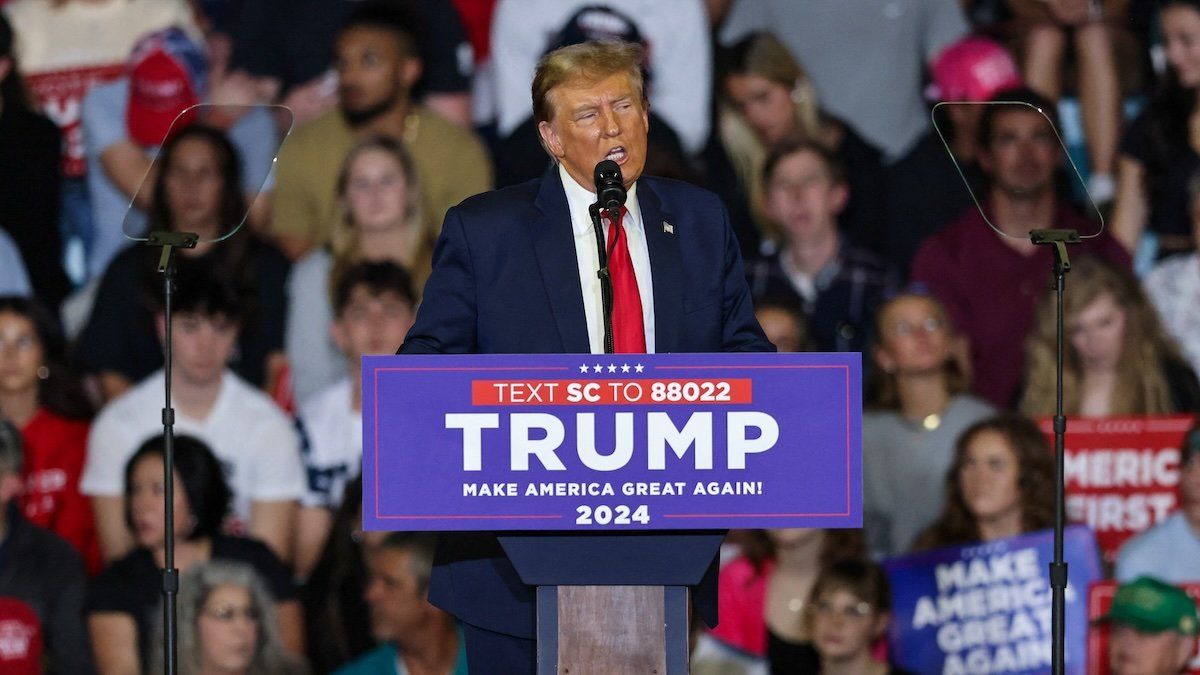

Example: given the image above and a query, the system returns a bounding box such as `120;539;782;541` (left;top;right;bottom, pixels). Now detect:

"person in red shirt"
911;87;1130;407
0;296;100;574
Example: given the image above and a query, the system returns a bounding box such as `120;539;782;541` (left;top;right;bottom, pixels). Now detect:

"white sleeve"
643;1;711;154
246;410;307;501
81;408;136;496
922;0;970;63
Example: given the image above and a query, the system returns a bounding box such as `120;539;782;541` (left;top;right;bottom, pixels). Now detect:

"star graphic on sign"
607;364;617;373
634;363;645;373
593;364;603;373
579;364;589;373
621;363;630;373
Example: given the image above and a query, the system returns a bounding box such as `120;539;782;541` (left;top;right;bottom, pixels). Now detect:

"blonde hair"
719;32;825;243
330;135;431;299
1020;256;1183;416
531;40;646;126
721;33;821;137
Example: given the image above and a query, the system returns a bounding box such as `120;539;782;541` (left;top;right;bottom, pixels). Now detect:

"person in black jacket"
0;14;72;311
0;420;93;674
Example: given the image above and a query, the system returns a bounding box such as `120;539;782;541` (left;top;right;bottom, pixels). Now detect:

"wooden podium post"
536;585;689;674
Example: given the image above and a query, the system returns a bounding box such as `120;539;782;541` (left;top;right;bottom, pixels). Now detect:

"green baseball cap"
1100;577;1199;635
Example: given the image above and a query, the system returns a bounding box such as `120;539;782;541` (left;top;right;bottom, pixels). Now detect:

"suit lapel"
527;167;590;353
638;181;683;353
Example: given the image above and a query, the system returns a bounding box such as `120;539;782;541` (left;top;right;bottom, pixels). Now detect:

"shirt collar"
558;163;641;237
780;235;845;292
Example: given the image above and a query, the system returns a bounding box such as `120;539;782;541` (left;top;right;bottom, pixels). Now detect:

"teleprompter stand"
500;533;722;674
1029;228;1080;675
146;230;199;675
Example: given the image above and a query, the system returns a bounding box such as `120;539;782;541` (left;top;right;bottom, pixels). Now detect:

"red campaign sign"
470;379;753;406
1038;415;1196;565
24;64;126;177
1087;580;1200;674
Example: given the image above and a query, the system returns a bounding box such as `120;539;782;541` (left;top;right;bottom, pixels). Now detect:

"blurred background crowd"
1;0;1200;672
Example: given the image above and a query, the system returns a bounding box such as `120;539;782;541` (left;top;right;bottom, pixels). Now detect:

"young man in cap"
1117;424;1200;582
1103;576;1198;675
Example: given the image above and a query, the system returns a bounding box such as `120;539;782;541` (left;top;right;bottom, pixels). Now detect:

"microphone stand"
1029;227;1079;675
146;230;198;675
589;203;616;354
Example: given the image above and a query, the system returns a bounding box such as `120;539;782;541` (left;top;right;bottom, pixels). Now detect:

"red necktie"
604;207;646;353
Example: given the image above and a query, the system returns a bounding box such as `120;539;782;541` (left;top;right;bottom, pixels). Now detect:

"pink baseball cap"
127;27;208;147
930;36;1023;103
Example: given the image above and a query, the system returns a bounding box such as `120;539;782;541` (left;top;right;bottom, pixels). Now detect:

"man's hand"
280;72;339;128
1046;0;1098;25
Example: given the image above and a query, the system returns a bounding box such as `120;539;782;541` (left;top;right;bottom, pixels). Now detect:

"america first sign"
361;353;862;531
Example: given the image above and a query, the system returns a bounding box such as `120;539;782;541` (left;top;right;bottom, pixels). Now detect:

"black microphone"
594;159;626;211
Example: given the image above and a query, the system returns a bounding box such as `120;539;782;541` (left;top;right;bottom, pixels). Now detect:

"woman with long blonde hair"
285;135;431;404
717;32;885;252
1020;255;1199;417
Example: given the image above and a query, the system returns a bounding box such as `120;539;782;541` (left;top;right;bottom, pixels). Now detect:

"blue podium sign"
362;352;861;531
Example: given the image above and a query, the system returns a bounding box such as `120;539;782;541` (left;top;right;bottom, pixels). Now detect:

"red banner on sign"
1087;580;1200;674
1038;415;1195;565
470;379;753;406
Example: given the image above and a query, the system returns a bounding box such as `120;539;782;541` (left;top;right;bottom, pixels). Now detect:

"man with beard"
910;87;1129;408
270;0;491;260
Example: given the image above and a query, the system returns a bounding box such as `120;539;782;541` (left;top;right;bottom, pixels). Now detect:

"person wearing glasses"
798;559;914;675
863;292;994;559
151;560;307;675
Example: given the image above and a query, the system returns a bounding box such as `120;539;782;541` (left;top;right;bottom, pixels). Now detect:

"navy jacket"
400;166;773;638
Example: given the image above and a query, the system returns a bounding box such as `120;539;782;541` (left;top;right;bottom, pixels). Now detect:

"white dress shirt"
560;164;656;353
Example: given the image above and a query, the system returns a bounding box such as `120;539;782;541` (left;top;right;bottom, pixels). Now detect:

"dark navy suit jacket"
399;166;773;638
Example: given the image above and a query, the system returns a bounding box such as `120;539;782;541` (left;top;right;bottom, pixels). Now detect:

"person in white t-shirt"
293;261;415;579
82;266;304;565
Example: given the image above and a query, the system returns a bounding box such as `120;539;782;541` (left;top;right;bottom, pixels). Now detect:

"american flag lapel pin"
663;221;674;234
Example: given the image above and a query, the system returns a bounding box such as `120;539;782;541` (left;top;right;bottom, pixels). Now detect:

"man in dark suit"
400;39;772;672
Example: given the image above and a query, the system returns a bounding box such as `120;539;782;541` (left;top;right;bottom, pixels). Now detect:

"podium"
362;353;862;672
503;533;720;673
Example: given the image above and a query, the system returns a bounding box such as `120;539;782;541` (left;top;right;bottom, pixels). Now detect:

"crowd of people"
0;0;1199;673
